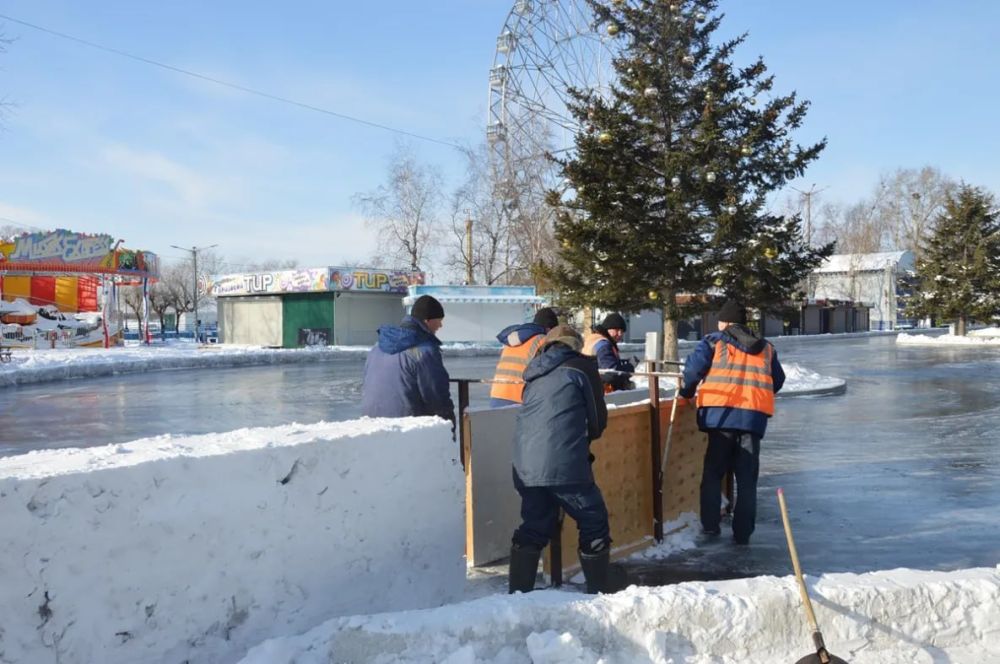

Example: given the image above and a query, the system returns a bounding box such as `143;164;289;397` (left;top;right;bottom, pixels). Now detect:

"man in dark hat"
582;312;635;392
679;299;785;545
490;307;560;407
361;294;454;423
507;325;627;595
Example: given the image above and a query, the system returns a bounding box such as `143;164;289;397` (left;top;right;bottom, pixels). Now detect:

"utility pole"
791;184;829;246
170;244;218;342
465;214;474;285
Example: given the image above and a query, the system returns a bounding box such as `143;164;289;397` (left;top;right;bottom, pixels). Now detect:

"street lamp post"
170;244;218;342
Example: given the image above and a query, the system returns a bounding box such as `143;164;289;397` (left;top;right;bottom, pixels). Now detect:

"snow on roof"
405;284;546;305
0;298;40;315
814;251;914;274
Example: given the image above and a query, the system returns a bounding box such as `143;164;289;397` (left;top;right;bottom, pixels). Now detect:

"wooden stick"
777;488;821;632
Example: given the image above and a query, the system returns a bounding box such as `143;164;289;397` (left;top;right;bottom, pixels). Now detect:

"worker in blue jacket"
361;295;454;424
680;299;785;545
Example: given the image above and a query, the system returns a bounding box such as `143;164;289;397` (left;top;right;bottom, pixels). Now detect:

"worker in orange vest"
490;307;559;406
582;312;635;392
679;299;785;545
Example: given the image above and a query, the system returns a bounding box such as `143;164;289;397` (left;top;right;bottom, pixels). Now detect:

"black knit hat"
411;295;445;321
600;312;627;331
533;307;559;330
717;299;746;324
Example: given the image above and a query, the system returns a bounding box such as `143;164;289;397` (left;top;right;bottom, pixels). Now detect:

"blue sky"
1;1;998;274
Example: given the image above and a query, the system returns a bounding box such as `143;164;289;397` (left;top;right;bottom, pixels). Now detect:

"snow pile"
241;566;1000;664
629;512;701;561
0;418;464;664
779;362;846;396
897;332;1000;346
969;326;1000;338
0;340;513;388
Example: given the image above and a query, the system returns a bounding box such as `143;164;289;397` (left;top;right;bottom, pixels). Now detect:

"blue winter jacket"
679;324;785;437
496;322;547;347
513;343;608;487
490;322;548;407
361;316;455;422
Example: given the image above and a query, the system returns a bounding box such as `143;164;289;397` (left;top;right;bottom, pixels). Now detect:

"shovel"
777;489;849;664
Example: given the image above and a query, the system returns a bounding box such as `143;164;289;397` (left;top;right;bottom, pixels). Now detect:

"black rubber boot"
578;549;629;594
508;544;542;594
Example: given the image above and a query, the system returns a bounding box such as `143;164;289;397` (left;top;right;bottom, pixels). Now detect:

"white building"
810;251;915;331
403;285;547;344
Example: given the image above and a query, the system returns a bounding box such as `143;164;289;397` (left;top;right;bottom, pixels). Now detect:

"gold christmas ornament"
749;97;758;106
648;290;659;300
606;23;620;36
706;171;717;183
696;12;707;22
562;239;572;249
764;247;778;259
740;144;752;156
598;131;613;144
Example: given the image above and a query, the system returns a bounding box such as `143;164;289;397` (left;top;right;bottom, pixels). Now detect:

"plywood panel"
660;400;706;520
463;406;521;566
543;400;706;578
464;394;707;576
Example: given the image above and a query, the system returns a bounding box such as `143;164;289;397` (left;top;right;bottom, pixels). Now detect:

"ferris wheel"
487;0;621;172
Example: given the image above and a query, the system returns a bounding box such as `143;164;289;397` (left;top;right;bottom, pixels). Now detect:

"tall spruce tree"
911;185;1000;336
543;0;829;358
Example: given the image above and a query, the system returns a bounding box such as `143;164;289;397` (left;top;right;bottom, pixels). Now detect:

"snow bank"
241;566;1000;663
0;341;512;388
897;332;1000;346
969;326;1000;338
0;418;465;664
779;362;846;396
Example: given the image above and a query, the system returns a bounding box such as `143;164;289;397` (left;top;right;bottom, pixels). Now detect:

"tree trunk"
661;290;679;362
957;315;967;337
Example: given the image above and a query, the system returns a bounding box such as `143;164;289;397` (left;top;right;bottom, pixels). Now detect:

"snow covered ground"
241;565;1000;664
1;340;845;396
0;418;464;664
897;328;1000;346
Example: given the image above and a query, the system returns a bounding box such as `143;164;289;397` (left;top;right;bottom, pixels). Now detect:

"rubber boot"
508;544;542;594
579;549;629;594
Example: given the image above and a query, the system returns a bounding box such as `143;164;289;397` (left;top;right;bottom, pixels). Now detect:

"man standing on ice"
507;325;627;595
679;299;785;545
360;294;454;424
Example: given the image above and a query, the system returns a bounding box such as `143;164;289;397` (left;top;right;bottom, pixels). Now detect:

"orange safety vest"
490;333;546;403
696;340;775;416
582;332;617;359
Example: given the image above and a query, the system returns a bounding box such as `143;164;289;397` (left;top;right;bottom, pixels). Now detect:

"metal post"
649;373;663;542
457;380;470;469
550;511;563;588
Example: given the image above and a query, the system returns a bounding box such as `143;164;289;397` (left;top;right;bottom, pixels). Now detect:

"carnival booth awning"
0;229;160;279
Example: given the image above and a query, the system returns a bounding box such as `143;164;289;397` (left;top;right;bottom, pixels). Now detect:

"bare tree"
121;286;145;332
444;143;513;284
874;166;956;260
224;257;300;272
148;281;172;336
164;250;223;330
353;143;442;271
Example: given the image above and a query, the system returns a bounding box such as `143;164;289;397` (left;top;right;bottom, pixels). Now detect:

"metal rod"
457;380;470;469
649;374;663;542
550;510;563;588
